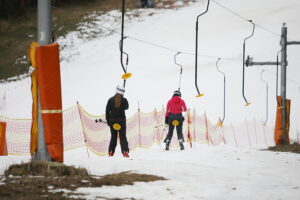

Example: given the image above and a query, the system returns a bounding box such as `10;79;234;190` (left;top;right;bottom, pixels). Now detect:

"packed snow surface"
1;0;300;199
1;144;300;200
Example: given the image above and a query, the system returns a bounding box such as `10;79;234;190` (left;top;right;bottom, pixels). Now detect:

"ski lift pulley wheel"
172;120;179;126
122;73;132;80
113;123;121;131
195;93;204;98
244;102;251;107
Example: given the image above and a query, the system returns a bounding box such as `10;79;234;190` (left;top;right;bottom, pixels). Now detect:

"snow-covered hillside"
1;1;300;199
1;0;300;129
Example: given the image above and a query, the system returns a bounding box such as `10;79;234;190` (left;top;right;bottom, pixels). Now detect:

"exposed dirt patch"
0;160;166;200
266;143;300;154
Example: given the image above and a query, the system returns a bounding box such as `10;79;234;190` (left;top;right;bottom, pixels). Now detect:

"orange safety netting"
0;103;293;156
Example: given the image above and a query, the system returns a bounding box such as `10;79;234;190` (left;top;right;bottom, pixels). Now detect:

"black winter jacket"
105;96;129;123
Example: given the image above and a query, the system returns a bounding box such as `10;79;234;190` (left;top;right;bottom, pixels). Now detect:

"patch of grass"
266;143;300;154
0;0;141;80
0;0;193;81
4;160;88;177
0;160;166;200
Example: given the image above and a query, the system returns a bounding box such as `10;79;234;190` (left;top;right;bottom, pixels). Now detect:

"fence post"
262;124;268;147
204;112;210;144
187;109;192;148
245;119;251;147
193;108;196;142
154;108;159;144
230;123;238;147
253;118;258;146
138;101;141;148
76;102;90;158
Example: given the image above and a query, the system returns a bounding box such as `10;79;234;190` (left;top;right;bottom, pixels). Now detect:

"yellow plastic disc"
121;73;132;80
112;123;121;131
195;93;204;98
172;120;179;126
217;121;223;127
244;102;251;107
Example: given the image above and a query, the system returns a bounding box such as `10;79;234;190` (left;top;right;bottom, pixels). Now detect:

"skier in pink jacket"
164;90;187;150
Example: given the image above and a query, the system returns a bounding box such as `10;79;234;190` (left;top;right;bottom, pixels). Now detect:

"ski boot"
165;143;170;151
179;139;184;150
180;143;184;150
122;151;129;158
164;139;170;151
108;152;114;157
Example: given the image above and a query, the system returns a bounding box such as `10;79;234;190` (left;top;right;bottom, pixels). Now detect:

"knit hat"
116;85;125;95
173;90;181;97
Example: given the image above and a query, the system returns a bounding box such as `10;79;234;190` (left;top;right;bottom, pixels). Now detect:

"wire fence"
1;103;297;156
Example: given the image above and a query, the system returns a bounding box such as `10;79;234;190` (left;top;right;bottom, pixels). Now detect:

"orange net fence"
1;103;299;156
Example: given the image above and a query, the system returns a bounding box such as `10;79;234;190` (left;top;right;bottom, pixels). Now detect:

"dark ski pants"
164;114;184;145
108;120;129;153
141;0;149;8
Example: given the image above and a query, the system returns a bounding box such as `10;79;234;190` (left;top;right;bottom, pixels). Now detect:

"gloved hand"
165;116;169;125
182;116;185;122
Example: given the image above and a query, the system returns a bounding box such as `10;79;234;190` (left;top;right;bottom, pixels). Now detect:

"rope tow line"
216;58;226;127
119;36;131;81
242;20;255;107
174;52;183;91
120;0;132;87
260;70;268;125
195;0;210;98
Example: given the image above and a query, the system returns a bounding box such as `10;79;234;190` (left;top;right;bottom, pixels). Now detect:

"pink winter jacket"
165;96;187;117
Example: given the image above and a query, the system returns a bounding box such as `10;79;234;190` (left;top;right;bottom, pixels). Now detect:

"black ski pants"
108;120;129;153
164;114;184;145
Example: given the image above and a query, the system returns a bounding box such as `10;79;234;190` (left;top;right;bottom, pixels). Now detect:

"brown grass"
266;143;300;154
0;0;141;80
4;160;89;177
0;160;166;200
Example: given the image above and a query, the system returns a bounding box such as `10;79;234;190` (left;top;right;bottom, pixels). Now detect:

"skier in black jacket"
105;85;129;157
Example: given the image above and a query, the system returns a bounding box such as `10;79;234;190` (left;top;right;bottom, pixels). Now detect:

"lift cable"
211;0;287;39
